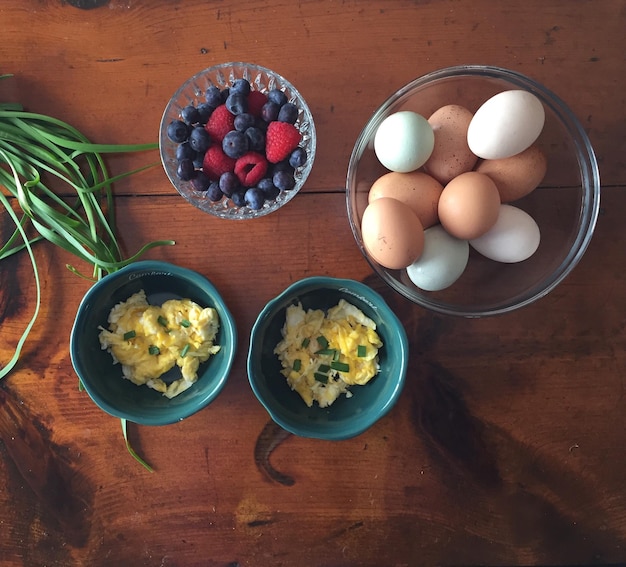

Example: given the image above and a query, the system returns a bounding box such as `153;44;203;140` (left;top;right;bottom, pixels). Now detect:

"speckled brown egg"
475;144;548;203
361;197;424;270
368;171;443;228
438;172;501;240
424;104;478;185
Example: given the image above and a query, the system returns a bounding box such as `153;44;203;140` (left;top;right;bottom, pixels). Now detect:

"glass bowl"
247;277;409;440
159;62;316;220
70;261;237;426
346;65;600;317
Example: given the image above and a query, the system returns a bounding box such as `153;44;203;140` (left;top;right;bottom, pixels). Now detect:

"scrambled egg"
98;290;221;398
274;299;383;408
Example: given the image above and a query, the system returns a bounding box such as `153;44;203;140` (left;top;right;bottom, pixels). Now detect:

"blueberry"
255;116;269;132
258;177;280;200
273;170;296;191
220;87;230;103
222;130;249;159
289;147;307;168
167;120;189;143
231;78;251;96
270;159;295;175
196;102;214;124
244;127;265;152
192;152;204;169
189;126;211;153
177;158;196;181
234;113;256;132
176;141;195;162
261;101;280;123
231;189;247;207
219;171;240;197
206;181;223;202
181;105;200;125
190;171;211;192
226;92;248;115
268;88;288;107
205;86;222;108
278;103;298;124
244;187;265;210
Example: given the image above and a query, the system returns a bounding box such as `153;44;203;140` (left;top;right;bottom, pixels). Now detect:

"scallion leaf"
180;319;191;328
357;345;367;357
314;348;336;356
301;337;310;348
123;330;136;340
292;359;301;372
318;364;330;373
157;315;168;327
148;345;160;355
314;373;328;383
180;344;190;358
316;335;328;349
331;361;350;373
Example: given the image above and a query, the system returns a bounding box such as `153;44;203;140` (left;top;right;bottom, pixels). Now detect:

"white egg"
469;204;540;263
374;111;434;172
467;90;545;160
406;225;469;291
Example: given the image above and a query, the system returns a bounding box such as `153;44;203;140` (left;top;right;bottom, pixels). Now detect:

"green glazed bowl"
70;261;237;426
247;277;409;440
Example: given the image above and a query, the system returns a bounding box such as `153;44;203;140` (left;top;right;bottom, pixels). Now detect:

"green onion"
357;345;367;357
331;361;350;373
0;74;176;470
301;337;310;348
315;348;336;356
180;319;191;328
314;373;328;384
123;330;136;340
316;335;329;349
318;364;330;373
148;345;160;355
157;315;168;328
292;359;301;372
180;344;190;358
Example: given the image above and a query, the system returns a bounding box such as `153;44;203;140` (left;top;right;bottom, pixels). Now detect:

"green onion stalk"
0;74;175;471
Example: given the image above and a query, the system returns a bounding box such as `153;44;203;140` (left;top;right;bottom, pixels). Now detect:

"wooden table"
1;1;625;565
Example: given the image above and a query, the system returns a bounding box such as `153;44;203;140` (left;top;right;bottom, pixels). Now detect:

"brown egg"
438;172;501;240
424;104;478;185
361;197;424;270
475;144;548;203
368;171;443;228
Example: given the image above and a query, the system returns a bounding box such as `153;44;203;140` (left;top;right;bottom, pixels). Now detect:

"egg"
438;171;501;240
467;90;545;160
368;170;443;228
470;204;540;263
98;290;221;398
424;104;478;184
475;144;548;203
406;225;469;291
274;300;383;408
374;111;434;172
361;197;425;269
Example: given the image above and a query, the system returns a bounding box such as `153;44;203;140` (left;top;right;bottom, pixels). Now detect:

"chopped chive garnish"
316;335;329;349
293;359;302;372
123;330;136;340
314;348;336;356
314;373;328;383
148;345;160;355
331;361;350;373
180;319;191;328
157;315;168;327
301;337;310;348
333;349;339;361
357;345;367;357
318;364;331;373
180;344;190;358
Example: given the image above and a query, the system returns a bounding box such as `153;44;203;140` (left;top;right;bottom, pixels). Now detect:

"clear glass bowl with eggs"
159;62;316;220
346;65;600;317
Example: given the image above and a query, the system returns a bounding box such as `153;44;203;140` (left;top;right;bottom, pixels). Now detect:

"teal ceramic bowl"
70;261;237;426
247;277;409;440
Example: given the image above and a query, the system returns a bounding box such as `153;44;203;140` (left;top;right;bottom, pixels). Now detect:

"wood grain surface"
1;1;625;566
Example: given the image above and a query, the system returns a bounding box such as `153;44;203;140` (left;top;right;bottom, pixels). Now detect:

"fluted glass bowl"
160;62;316;220
346;65;600;317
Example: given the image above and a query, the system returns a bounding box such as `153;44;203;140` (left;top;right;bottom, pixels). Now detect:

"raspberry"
247;90;268;118
202;145;236;180
265;121;302;164
205;104;235;143
234;151;268;187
